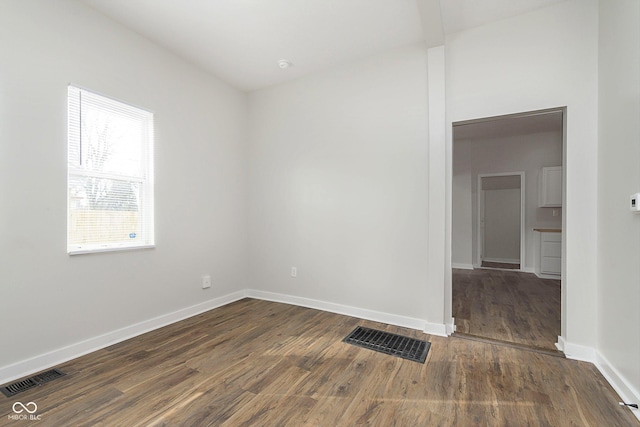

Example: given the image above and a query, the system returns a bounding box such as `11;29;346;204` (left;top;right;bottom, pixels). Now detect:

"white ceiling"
82;0;567;92
439;0;568;35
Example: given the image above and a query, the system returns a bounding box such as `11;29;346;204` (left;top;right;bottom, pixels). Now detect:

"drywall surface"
247;44;432;323
452;132;562;269
0;0;248;370
446;0;599;351
597;0;640;406
451;141;474;268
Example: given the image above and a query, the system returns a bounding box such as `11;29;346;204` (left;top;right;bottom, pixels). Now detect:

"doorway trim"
446;107;566;343
476;172;526;270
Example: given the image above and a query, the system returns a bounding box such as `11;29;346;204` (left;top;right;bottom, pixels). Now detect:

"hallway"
452;268;561;353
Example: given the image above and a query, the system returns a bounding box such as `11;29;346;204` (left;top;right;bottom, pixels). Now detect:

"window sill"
68;244;155;256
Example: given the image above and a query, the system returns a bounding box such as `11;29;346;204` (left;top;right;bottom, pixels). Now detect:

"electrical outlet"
291;267;297;278
202;275;211;289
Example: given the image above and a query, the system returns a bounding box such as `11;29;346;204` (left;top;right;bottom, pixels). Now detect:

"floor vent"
343;326;431;363
0;369;66;397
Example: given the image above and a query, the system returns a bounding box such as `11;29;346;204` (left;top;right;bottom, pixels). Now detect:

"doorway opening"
450;108;564;353
478;172;525;270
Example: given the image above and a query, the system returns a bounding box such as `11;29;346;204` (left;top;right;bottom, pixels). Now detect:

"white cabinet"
540;232;561;276
538;166;562;207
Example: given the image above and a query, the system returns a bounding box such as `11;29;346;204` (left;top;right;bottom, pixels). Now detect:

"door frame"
447;107;566;342
476;171;526;270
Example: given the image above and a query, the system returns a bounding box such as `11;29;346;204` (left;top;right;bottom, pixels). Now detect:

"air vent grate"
343;326;431;363
0;369;66;397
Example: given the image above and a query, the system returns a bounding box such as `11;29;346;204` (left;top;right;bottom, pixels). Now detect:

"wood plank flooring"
481;261;520;270
453;268;561;352
1;298;638;426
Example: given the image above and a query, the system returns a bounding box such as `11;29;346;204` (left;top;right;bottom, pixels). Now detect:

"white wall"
0;0;248;376
597;0;640;408
452;132;562;270
247;44;434;327
451;140;474;268
445;0;599;354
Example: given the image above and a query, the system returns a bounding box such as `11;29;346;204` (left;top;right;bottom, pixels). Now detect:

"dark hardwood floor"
481;261;520;270
452;268;561;353
1;298;637;426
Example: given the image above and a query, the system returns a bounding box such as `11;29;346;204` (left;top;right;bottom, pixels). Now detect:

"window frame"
67;85;155;255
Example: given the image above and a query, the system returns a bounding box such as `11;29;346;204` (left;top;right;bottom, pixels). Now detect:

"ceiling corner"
415;0;445;48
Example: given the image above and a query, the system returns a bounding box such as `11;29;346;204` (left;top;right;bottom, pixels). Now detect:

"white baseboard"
446;318;456;335
559;337;640;421
0;291;246;385
562;341;597;362
425;322;449;337
535;271;561;280
245;289;449;337
521;267;536;274
451;263;474;270
595;352;640;421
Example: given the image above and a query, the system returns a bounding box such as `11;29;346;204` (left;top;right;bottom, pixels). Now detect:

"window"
67;86;154;254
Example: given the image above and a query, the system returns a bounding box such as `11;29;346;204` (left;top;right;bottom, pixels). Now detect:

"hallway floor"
452;268;561;353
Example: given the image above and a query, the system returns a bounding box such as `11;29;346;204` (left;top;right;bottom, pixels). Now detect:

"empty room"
1;0;639;425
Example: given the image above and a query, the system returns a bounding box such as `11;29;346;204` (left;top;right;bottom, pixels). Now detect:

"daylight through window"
67;86;154;254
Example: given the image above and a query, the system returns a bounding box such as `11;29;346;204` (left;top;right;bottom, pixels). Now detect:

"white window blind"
67;85;154;254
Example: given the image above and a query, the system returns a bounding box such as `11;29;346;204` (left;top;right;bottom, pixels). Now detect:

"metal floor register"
343;326;431;363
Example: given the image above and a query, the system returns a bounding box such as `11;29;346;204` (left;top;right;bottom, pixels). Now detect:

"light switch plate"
630;193;640;212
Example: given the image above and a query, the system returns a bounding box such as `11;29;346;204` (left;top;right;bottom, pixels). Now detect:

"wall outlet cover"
202;275;211;289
